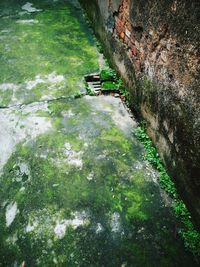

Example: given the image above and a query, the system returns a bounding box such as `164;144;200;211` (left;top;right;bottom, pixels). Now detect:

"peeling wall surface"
80;0;200;228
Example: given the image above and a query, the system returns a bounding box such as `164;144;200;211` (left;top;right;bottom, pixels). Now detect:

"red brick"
120;32;125;40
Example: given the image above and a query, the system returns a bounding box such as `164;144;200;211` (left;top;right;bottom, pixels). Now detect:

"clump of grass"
100;69;117;81
134;124;200;256
101;81;118;90
100;68;130;105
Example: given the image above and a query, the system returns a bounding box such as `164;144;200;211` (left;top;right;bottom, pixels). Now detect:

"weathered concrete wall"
80;0;200;229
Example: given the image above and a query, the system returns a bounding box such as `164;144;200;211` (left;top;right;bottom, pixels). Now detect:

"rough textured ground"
0;1;198;266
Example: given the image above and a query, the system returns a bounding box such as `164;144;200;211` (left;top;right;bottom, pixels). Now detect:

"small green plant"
102;81;118;90
100;69;117;81
134;124;200;256
100;68;130;105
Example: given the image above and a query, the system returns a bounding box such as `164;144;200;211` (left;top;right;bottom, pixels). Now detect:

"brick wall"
113;0;200;91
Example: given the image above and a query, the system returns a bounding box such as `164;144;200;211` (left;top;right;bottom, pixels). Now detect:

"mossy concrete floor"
0;1;198;266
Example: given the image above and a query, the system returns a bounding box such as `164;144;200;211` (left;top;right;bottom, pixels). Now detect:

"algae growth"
0;0;98;106
0;0;199;266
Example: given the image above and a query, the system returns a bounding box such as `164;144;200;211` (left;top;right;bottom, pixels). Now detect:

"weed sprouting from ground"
100;68;131;105
134;125;200;256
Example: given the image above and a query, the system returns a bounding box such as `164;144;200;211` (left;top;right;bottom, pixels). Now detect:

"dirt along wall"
80;0;200;229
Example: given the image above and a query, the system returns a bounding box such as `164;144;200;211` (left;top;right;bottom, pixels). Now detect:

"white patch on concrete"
134;161;143;170
18;11;29;16
95;223;104;234
26;75;45;90
64;142;71;151
40;154;48;159
145;162;159;184
0;72;66;105
47;72;65;84
20;186;26;192
85;95;136;136
111;102;136;136
25;72;65;91
54;221;68;239
1;29;11;34
21;101;49;113
52;183;59;187
0;103;51;171
110;212;121;233
24;208;64;242
83;142;88;148
22;2;42;13
26;220;38;233
16;19;39;24
64;143;83;169
96;154;106;160
53;258;58;264
87;172;94;181
54;211;90;239
15;175;22;183
6;202;18;227
0;83;19;91
14;161;31;183
19;162;30;176
67;151;83;169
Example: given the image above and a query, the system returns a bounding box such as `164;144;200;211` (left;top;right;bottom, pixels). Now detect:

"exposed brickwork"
113;0;200;99
114;0;143;73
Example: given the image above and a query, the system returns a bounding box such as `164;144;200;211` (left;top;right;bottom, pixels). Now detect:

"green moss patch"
0;0;99;106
